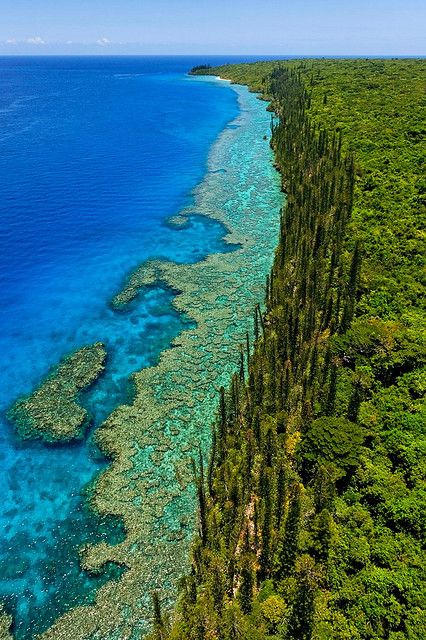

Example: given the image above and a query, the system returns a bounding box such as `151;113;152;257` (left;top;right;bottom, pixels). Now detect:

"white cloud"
96;37;111;46
5;38;17;45
26;36;46;45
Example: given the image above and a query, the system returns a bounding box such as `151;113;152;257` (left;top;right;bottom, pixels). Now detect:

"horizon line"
0;53;425;58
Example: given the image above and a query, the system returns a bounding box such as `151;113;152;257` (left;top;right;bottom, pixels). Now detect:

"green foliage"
189;64;212;73
274;484;302;580
260;595;288;632
163;58;426;640
300;416;365;473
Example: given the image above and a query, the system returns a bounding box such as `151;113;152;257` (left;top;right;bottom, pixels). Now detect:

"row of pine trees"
149;66;364;640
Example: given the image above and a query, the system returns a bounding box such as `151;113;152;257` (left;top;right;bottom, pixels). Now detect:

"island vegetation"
190;64;212;73
153;59;426;639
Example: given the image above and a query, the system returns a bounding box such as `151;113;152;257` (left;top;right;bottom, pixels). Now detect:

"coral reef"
35;84;282;638
8;343;107;442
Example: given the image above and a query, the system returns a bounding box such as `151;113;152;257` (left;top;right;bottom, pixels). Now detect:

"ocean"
0;56;282;638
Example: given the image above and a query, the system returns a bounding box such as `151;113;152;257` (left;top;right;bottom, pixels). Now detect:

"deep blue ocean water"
0;55;276;638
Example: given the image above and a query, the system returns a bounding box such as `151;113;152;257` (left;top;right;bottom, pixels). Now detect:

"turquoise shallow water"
0;56;283;639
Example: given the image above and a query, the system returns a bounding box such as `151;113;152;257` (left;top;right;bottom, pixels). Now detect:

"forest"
148;59;425;639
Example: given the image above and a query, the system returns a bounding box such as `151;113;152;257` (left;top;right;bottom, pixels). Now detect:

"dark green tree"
274;484;301;580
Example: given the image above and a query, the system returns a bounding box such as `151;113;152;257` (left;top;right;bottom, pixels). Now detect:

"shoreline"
162;58;426;640
1;70;242;639
27;80;283;638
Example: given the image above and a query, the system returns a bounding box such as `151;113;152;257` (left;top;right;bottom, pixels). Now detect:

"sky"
0;0;425;56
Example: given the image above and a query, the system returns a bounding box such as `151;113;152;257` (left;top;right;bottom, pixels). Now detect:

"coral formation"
8;343;107;442
35;84;282;638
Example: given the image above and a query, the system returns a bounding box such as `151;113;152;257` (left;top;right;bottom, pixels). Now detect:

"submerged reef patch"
8;343;107;443
111;260;175;310
165;214;190;229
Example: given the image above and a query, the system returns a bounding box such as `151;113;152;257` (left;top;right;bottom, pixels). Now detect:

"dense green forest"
149;59;425;639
